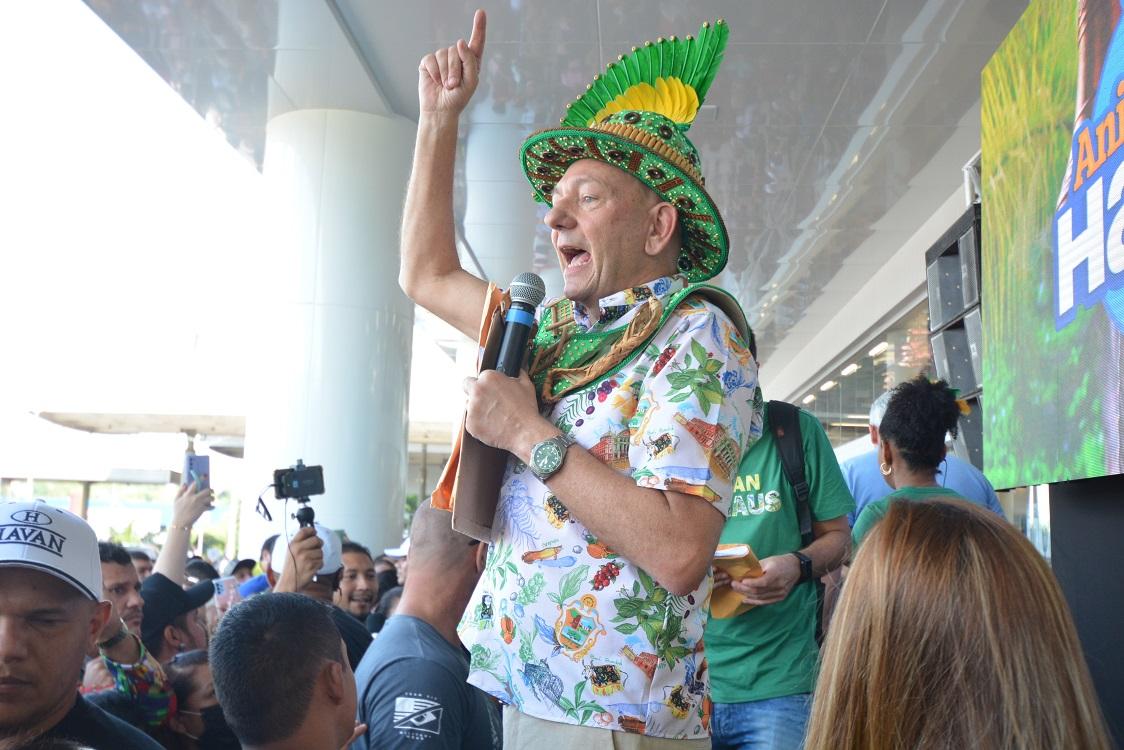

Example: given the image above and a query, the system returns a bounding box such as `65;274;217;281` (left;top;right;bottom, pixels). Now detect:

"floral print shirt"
460;274;762;739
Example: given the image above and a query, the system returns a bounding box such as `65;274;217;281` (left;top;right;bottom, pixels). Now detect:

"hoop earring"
879;462;892;476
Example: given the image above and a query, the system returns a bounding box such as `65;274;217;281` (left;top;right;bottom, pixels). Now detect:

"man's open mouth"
559;245;591;269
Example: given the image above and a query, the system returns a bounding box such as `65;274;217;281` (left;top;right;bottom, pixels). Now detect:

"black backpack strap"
768;400;813;548
767;399;825;646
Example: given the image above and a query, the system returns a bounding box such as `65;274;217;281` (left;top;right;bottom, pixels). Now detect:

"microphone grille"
509;272;546;308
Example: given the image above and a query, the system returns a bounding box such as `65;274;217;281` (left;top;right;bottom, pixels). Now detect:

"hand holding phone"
184;454;210;491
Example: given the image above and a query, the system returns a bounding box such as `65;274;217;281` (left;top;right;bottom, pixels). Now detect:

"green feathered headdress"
521;21;730;282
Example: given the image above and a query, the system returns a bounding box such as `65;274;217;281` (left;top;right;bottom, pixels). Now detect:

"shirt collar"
572;275;689;331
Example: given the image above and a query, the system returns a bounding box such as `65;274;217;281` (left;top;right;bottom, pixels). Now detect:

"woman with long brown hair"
806;499;1112;750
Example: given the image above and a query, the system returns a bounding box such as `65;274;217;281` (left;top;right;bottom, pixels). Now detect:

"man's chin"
561;280;594;309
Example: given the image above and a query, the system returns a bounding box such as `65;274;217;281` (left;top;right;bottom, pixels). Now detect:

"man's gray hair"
869;391;893;427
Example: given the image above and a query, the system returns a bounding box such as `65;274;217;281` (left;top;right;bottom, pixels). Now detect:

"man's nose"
0;617;29;663
127;590;144;610
356;576;372;591
543;201;573;231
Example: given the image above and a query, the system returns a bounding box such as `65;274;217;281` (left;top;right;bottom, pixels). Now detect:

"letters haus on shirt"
704;406;855;706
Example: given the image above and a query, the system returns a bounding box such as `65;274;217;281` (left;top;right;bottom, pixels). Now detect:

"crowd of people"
0;374;1113;749
1;8;1115;750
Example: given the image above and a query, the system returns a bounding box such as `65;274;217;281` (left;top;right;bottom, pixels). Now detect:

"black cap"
141;572;215;653
223;558;256;577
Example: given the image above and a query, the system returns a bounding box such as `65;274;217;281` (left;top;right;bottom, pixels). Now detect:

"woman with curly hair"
851;376;967;549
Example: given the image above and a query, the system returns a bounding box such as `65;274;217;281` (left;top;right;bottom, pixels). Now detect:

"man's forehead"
557;158;654;200
342;551;374;569
559;159;630;188
0;566;88;608
102;561;139;581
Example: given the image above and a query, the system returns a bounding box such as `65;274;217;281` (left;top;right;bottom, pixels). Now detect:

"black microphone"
494;272;546;376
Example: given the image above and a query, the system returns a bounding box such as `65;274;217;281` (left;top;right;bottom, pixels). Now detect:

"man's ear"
323;660;347;705
87;601;111;650
163;622;182;652
167;710;190;736
644;202;679;259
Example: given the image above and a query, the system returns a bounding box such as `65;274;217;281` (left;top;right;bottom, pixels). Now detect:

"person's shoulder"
358;618;460;678
944;453;991;483
841;449;877;470
666;290;755;363
61;694;163;749
107;714;164;750
673;291;737;328
857;496;890;521
332;604;372;631
358;645;472;717
852;498;888;544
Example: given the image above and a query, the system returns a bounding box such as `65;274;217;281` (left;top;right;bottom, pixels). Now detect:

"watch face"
534;442;562;474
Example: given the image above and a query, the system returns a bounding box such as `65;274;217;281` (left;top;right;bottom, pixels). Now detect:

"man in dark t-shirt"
43;692;161;749
353;501;500;750
0;500;161;750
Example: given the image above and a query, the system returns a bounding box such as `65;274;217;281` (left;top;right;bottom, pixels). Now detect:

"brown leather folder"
430;284;513;542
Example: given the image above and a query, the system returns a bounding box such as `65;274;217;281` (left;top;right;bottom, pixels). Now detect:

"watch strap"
792;551;813;583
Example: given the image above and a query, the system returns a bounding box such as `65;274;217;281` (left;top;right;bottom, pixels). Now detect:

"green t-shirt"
851;485;969;549
705;407;855;704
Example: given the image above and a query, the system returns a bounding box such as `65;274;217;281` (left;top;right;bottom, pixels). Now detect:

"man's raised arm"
399;9;490;339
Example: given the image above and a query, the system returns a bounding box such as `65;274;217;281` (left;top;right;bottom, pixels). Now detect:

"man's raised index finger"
467;9;486;58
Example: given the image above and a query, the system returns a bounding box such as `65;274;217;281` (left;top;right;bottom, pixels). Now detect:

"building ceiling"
84;0;1029;366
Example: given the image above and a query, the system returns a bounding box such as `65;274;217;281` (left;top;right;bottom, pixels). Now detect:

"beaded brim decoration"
520;20;730;282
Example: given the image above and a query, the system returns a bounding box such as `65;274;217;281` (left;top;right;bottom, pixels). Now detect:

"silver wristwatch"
529;433;577;481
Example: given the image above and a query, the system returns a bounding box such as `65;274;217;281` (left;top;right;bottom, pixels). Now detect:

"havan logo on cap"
10;509;53;526
0;523;67;557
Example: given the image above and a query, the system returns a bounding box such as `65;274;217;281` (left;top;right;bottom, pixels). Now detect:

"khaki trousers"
503;707;712;750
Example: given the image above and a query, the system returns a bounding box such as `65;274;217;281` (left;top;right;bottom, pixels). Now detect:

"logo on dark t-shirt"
393;694;443;738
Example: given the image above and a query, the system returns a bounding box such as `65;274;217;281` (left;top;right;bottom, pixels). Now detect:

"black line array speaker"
926;204;984;470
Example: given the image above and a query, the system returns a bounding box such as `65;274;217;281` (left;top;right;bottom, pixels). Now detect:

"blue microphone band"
505;307;536;328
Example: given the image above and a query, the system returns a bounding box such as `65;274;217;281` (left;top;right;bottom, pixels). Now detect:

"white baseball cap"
0;500;101;601
273;522;343;576
384;538;409;558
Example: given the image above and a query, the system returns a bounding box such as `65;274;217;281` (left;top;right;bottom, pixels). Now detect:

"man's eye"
31;617;63;627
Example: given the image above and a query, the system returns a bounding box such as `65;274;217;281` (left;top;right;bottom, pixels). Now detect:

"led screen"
983;0;1124;488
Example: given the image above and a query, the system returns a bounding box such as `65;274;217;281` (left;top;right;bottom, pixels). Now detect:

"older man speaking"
400;11;761;748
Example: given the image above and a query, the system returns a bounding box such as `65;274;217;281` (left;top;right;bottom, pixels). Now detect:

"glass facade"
797;301;935;447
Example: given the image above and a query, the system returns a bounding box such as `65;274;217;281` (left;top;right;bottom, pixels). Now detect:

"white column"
463;124;539;286
241;109;415;556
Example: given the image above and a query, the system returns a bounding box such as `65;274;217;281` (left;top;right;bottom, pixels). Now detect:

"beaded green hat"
520;20;730;282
